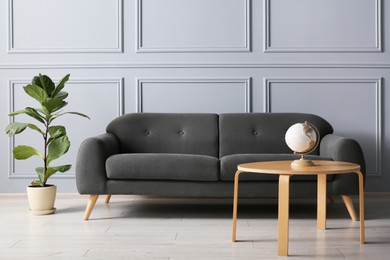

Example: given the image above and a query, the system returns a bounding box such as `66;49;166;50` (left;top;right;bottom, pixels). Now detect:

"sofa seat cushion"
106;153;219;181
220;154;333;181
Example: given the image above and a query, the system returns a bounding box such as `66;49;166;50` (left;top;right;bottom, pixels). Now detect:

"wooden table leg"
232;170;242;242
317;174;327;230
278;175;290;256
357;171;365;244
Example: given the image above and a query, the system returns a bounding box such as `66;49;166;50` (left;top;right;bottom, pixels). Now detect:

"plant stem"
42;121;49;187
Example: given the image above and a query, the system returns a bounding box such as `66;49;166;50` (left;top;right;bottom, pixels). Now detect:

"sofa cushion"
220;154;333;181
106;153;219;181
106;113;219;157
219;113;333;157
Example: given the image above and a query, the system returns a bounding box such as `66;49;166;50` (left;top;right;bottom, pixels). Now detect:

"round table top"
237;160;361;175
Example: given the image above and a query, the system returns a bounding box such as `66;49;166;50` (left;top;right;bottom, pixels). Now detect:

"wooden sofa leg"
84;195;99;221
105;195;112;204
341;195;358;221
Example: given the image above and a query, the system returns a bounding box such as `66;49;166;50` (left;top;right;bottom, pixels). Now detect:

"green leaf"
31;180;43;186
52;164;71;172
47;136;70;164
53;91;68;100
66;112;90;119
51;111;90;121
38;74;55;97
5;122;28;136
46;165;71;179
48;125;66;138
36;108;45;113
13;145;44;160
42;99;67;114
31;76;42;88
52;74;70;98
5;122;44;136
8;109;28;117
23;84;48;104
27;124;44;135
48;126;66;144
35;165;71;185
9;107;46;123
25;107;46;123
35;167;45;184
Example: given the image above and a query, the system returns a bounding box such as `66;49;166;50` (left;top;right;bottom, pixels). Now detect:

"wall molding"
264;77;382;176
2;63;390;69
136;78;251;113
7;0;124;53
263;0;382;53
136;0;251;53
7;78;124;179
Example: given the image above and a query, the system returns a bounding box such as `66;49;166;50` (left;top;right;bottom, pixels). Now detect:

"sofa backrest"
106;113;219;157
219;113;333;157
106;113;334;158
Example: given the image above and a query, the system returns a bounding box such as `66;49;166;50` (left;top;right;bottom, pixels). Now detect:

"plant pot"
26;185;57;215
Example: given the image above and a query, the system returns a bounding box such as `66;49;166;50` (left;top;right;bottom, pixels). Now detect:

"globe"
285;121;319;167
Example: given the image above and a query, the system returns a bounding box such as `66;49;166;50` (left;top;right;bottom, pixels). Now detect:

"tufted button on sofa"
76;113;366;220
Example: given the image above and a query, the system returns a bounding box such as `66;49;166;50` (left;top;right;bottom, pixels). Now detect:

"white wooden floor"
0;193;389;260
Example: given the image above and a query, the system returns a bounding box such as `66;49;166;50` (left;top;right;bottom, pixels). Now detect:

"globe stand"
291;154;315;168
285;121;320;169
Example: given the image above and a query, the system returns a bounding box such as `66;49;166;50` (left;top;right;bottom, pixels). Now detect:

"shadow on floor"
105;197;369;220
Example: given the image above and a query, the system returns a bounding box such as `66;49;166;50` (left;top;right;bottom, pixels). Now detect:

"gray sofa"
76;113;366;220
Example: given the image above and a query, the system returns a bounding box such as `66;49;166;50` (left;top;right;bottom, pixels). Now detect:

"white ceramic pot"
26;185;57;215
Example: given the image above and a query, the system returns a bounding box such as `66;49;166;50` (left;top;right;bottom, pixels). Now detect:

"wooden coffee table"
231;160;364;256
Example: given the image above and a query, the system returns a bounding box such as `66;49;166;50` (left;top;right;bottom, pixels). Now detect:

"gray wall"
0;0;389;192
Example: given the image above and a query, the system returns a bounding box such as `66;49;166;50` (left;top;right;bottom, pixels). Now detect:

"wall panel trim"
136;78;252;112
263;0;382;53
136;0;251;53
2;63;390;69
7;0;124;53
264;77;382;176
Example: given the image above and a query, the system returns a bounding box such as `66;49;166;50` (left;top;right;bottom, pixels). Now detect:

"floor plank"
0;194;389;259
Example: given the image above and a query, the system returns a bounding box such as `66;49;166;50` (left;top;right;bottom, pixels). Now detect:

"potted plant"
5;74;89;215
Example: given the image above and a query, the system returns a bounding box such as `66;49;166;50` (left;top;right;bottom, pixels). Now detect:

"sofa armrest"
76;133;120;194
319;134;366;195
